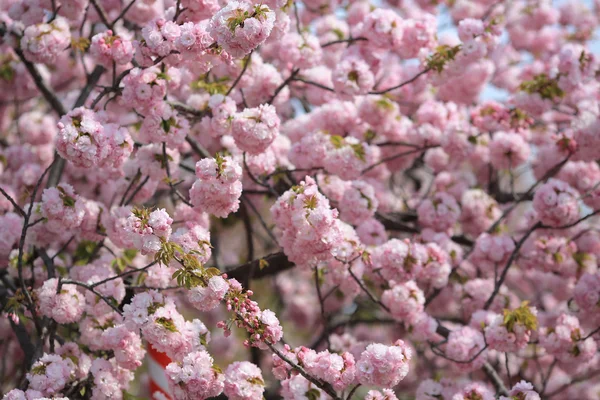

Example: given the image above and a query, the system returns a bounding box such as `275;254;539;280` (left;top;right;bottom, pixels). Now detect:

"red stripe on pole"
147;343;172;368
150;379;172;400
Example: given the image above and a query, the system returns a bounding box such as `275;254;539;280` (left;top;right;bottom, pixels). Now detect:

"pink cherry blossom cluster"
55;107;133;169
3;0;600;397
189;155;243;218
271;176;344;267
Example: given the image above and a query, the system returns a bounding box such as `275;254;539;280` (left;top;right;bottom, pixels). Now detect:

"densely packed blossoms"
299;348;356;391
533;179;580;227
223;361;265;400
89;30;134;67
26;354;75;395
371;239;425;282
381;280;425;324
469;233;515;276
138;103;190;147
445;327;487;372
338;180;379;225
123;207;173;254
499;381;541;400
166;350;224;399
231;103;280;154
101;324;146;370
55;107;133;169
189;155;243;218
187;275;229;311
209;2;275;57
121;67;169;115
539;313;597;365
35;278;86;324
484;302;538;353
40;184;86;232
356;341;412;388
3;0;600;398
417;191;460;232
271;176;344;267
20;17;71;64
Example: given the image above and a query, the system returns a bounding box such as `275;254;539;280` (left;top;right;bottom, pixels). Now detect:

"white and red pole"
147;344;173;400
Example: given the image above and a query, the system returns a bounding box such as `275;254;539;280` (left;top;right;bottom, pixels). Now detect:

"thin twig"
110;0;137;28
268;69;300;104
483;222;541;310
369;68;431;95
226;52;252;96
322;37;368;48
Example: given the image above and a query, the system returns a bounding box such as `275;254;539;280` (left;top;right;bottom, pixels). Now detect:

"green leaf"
303;195;318;210
0;63;15;82
156;317;179;332
31;364;47;375
364;129;377;142
74;240;99;265
156;72;170;81
57;185;76;207
305;388;321;400
351;143;366;162
332;28;345;40
247;376;265;385
329;134;345;149
518;73;564;100
259;259;269;270
375;97;395;111
161;116;177;133
227;9;249;32
147;302;165;315
153;153;174;169
426;44;462;73
71;37;90;52
503;301;537;332
199;332;208;347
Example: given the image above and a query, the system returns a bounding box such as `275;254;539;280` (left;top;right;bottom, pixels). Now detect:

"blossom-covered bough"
1;0;600;398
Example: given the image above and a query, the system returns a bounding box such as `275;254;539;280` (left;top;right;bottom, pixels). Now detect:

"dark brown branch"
226;52;252;96
321;37;368;48
225;252;293;281
483;222;542;310
110;0;137;28
89;0;111;26
292;77;335;92
268;68;300;104
14;47;67;116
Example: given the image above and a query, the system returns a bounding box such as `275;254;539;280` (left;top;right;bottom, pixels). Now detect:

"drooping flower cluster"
165;350;224;399
299;348;356;391
89;30;134;67
55;107;133;169
36;278;86;324
209;2;276;57
20;17;71;64
271;176;343;267
223;361;265;400
123;207;173;254
485;302;538;353
356;341;412;388
189;155;243;218
123;291;210;361
219;279;284;349
231;103;280;154
533;179;580;227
